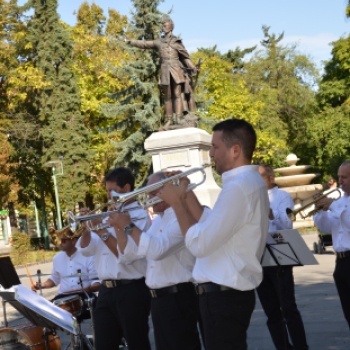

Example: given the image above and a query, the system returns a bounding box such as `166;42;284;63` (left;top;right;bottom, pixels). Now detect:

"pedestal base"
144;128;221;208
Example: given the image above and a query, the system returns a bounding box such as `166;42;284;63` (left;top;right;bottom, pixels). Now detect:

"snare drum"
53;294;83;317
0;323;61;350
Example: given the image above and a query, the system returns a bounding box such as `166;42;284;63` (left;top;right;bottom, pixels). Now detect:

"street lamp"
46;156;64;229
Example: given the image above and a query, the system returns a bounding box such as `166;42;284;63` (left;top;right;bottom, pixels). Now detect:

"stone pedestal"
144;128;221;208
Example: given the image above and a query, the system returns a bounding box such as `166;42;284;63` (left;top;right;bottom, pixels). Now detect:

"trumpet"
49;202;116;243
286;188;342;221
71;162;214;227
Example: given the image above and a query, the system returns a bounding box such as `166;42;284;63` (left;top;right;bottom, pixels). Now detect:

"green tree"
304;34;350;180
241;26;319;167
100;0;165;187
65;2;129;206
19;0;94;209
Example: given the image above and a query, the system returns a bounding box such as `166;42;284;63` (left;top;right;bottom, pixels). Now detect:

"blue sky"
19;0;350;67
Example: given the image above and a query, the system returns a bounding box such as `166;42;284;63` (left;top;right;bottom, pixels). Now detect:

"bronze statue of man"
125;18;198;128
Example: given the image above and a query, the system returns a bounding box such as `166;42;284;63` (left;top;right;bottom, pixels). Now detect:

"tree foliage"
66;2;129;203
18;0;94;208
100;0;165;187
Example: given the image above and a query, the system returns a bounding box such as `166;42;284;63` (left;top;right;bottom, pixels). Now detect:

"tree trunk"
8;202;19;232
85;193;95;211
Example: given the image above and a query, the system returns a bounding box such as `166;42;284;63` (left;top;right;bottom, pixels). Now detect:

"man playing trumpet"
313;161;350;328
106;171;201;350
76;167;152;350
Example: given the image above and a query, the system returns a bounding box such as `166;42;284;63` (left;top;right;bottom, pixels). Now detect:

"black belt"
195;282;233;295
102;278;144;288
336;250;350;259
149;282;194;298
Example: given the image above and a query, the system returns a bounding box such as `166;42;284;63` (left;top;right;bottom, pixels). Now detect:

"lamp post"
32;190;41;238
46;157;64;230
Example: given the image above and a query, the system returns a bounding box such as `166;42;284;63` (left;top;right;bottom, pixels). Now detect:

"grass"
11;249;59;266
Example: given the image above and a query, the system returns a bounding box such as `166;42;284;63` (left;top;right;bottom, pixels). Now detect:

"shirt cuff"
117;235;139;264
138;232;151;257
199;207;211;223
271;209;280;221
76;233;99;256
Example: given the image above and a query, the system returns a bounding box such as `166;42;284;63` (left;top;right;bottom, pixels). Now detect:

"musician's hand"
79;208;90;229
269;208;274;220
315;197;334;211
106;212;131;231
31;283;39;292
313;192;322;201
157;180;187;206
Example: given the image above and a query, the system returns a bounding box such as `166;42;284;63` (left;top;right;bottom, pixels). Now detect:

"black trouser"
256;266;308;350
333;256;350;328
93;279;151;350
151;287;201;350
198;287;255;350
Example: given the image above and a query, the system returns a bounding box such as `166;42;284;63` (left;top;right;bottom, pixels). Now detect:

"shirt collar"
222;165;259;186
159;206;173;218
268;186;278;195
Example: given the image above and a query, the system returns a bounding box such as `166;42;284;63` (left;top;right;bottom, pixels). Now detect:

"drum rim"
53;294;81;305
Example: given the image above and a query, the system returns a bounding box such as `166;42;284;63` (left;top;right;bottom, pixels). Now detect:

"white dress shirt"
268;187;294;232
118;207;196;289
314;194;350;252
185;165;270;291
49;250;99;294
76;202;152;280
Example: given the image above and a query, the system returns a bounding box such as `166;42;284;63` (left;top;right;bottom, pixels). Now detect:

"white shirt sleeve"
48;257;60;286
117;235;140;265
76;232;100;257
313;210;338;233
270;192;294;230
87;257;100;286
185;183;249;258
137;218;184;261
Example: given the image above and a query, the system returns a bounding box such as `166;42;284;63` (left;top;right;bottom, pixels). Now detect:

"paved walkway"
2;233;350;349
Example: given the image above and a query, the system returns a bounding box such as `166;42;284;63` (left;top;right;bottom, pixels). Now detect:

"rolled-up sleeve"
76;233;100;257
185;184;248;258
270;193;294;230
117;235;140;265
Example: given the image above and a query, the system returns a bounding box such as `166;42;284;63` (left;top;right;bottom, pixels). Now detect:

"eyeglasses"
60;238;72;244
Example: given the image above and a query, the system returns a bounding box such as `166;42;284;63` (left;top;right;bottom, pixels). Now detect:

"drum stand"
64;269;96;350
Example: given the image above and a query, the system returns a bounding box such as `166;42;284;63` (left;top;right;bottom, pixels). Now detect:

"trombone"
72;162;214;227
286;188;342;221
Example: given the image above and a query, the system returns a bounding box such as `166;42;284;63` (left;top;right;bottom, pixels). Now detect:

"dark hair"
212;119;257;160
104;167;135;191
259;164;274;177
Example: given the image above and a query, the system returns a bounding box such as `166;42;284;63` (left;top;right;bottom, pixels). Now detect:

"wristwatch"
101;232;111;241
124;223;135;234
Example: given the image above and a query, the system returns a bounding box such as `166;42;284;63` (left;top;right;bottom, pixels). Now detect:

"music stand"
260;229;318;350
0;256;21;289
0;284;79;335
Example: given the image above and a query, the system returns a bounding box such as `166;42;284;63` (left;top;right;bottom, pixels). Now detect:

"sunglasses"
60;238;73;244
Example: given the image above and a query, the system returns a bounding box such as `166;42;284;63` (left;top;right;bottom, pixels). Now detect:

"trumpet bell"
286;208;296;221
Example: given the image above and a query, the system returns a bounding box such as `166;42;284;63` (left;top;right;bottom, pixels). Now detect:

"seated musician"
31;230;100;319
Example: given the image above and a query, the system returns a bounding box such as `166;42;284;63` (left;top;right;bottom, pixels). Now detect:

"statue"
125;18;200;130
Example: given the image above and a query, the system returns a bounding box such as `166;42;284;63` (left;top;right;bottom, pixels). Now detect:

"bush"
10;231;31;265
